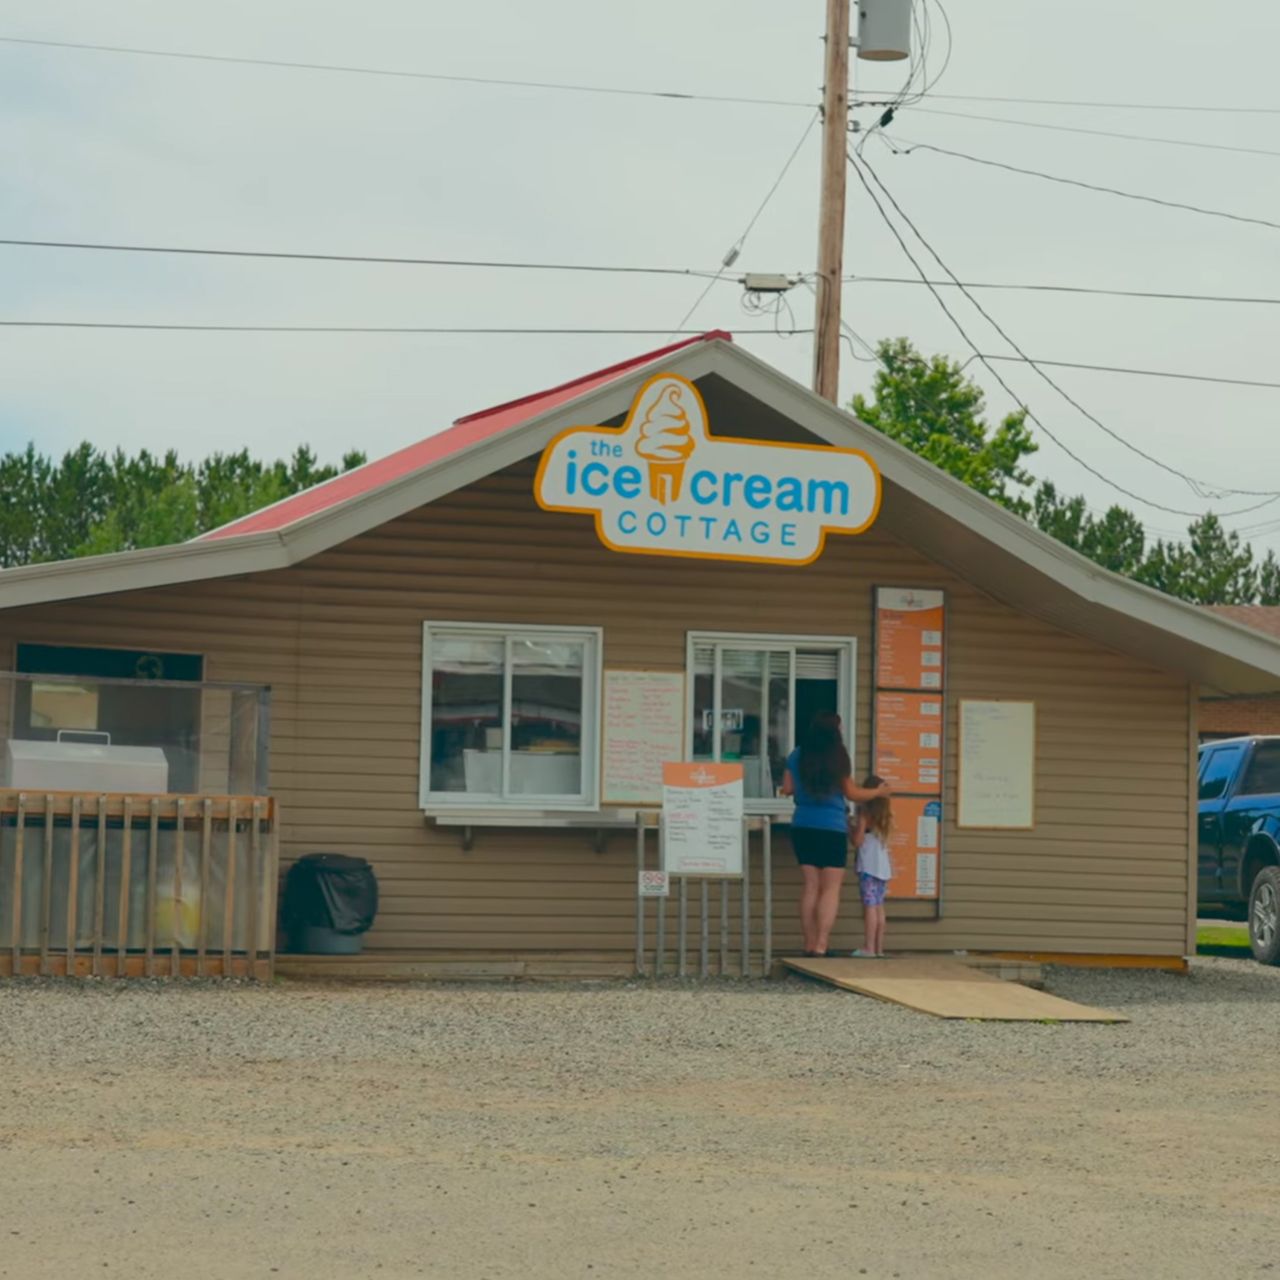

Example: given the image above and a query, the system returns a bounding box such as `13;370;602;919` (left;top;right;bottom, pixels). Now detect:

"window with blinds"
687;634;854;805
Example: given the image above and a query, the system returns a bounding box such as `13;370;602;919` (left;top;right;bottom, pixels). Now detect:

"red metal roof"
200;331;732;541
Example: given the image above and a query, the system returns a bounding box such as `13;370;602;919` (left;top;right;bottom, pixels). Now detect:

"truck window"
1199;745;1244;801
1238;741;1280;797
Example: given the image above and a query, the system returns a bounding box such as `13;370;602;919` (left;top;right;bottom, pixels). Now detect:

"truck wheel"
1249;866;1280;966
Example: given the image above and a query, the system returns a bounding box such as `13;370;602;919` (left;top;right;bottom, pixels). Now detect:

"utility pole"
812;0;851;403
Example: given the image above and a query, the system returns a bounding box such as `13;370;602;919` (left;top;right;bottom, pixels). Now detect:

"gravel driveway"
2;959;1278;1279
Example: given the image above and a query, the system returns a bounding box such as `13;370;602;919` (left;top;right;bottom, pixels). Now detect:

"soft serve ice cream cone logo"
635;384;697;504
534;373;881;566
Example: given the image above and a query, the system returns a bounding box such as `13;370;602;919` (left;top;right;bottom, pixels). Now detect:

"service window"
421;623;601;809
1199;745;1244;801
687;632;855;808
1238;742;1280;797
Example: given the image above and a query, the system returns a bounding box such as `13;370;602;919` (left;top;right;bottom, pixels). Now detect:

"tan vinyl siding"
0;458;1194;957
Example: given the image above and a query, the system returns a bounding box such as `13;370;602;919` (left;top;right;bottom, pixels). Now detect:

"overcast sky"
2;0;1279;552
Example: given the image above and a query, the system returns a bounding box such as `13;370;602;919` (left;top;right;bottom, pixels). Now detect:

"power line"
856;151;1280;501
847;275;1280;307
861;90;1280;116
910;105;1280;160
0;321;811;334
892;139;1280;235
972;355;1280;394
0;236;734;278
669;109;819;338
0;34;811;109
846;150;1279;519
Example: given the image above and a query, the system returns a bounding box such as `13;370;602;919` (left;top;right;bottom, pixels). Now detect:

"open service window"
687;632;856;811
420;622;602;810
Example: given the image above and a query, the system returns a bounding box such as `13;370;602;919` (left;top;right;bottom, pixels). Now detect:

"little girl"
851;774;893;958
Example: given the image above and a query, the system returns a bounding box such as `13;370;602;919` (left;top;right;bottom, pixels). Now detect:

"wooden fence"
0;793;278;979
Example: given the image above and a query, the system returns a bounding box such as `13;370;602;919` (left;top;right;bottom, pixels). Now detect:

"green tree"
0;443;366;567
852;338;1275;606
1137;514;1259;605
852;338;1038;515
1259;552;1280;606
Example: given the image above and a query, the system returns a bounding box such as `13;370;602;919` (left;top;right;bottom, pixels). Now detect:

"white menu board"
601;670;686;806
958;700;1036;829
662;763;744;877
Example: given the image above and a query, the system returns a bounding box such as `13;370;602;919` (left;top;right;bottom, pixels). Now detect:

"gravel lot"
2;959;1278;1279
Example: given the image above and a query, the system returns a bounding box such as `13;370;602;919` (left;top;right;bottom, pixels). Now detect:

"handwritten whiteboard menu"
602;671;686;806
662;762;744;877
958;700;1036;829
875;588;946;690
882;796;942;899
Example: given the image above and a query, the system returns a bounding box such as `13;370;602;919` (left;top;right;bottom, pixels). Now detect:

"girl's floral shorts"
859;874;888;907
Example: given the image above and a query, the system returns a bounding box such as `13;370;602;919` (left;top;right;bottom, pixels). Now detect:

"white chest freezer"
4;738;170;793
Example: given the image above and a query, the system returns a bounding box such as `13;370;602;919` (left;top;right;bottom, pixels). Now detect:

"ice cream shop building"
2;331;1280;978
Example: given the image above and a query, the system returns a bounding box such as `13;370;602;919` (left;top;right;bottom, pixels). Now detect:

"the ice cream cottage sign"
535;374;882;564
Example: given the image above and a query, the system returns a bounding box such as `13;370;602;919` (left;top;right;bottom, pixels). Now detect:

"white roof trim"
1;339;1278;691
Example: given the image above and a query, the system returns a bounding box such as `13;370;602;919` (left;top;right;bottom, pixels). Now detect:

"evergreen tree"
0;443;366;566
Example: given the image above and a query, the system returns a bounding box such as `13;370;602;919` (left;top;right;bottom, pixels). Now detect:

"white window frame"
685;630;858;815
420;621;603;812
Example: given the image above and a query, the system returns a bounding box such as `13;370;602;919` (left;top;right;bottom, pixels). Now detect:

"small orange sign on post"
661;762;744;877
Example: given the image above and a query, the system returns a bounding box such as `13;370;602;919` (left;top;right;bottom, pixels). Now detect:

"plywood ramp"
783;956;1127;1022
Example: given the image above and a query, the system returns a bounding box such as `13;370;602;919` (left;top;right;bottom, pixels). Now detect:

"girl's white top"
856;827;892;881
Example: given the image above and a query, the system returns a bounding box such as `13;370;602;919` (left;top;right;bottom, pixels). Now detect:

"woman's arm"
843;778;891;803
780;768;795;798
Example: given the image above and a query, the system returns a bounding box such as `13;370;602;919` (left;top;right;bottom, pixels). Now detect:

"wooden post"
199;799;213;977
145;799;159;978
247;800;260;973
223;799;238;972
118;799;133;978
171;798;185;978
39;794;53;976
264;801;281;979
812;0;851;402
9;797;24;974
92;796;107;977
66;797;81;972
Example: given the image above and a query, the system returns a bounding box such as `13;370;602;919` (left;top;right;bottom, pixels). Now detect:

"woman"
781;713;890;957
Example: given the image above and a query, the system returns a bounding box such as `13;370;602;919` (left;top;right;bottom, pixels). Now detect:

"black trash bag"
282;853;378;937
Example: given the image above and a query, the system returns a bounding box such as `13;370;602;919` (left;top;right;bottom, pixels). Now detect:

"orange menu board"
875;587;945;691
882;796;942;901
874;692;944;795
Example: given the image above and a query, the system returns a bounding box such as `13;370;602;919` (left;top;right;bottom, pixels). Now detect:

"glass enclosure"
0;670;271;796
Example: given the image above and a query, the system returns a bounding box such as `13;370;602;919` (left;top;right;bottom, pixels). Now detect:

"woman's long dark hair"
798;711;851;798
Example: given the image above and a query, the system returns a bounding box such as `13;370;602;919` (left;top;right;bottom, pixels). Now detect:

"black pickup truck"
1198;735;1280;964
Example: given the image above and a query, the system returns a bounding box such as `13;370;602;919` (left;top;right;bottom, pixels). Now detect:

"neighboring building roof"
1;332;1279;695
1206;605;1280;642
200;331;731;541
